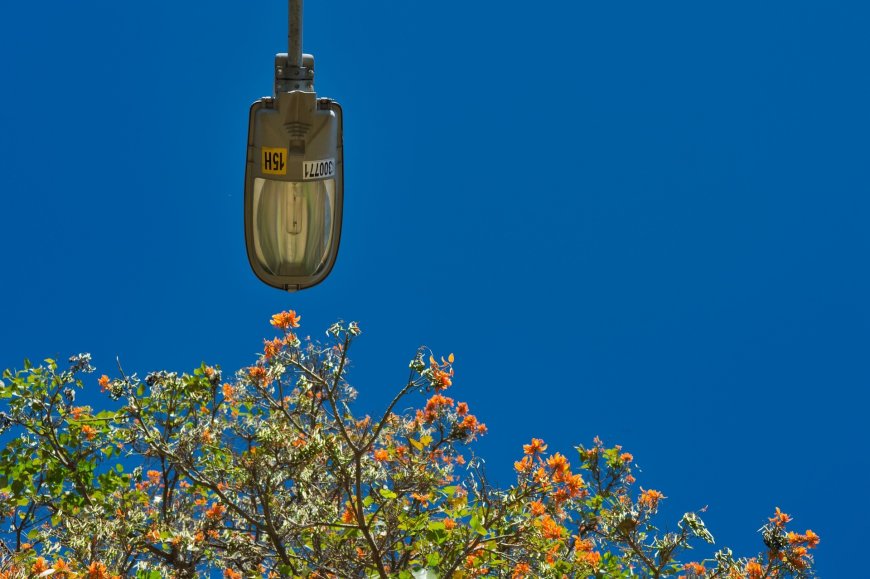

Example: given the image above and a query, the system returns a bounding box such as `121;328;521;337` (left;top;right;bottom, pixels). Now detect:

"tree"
0;311;818;578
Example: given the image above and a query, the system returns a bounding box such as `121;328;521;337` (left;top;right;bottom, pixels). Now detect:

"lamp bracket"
275;53;315;95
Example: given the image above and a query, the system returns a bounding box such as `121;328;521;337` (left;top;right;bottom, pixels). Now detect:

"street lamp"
244;0;343;291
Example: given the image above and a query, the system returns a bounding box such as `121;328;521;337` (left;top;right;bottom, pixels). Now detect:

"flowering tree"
0;312;818;578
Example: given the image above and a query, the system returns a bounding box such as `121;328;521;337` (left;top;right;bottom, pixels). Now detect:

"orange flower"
263;337;283;358
221;383;236;404
523;438;547;455
87;562;109;579
529;501;546;516
794;546;810;563
81;424;97;440
769;507;792;527
576;550;601;569
145;528;161;542
552;488;570;504
514;456;532;473
638;488;665;509
512;562;531;579
31;558;49;575
460;414;479;430
147;470;161;485
456;402;469;415
546;543;559;565
248;366;267;381
745;560;763;579
423;393;455;420
341;505;356;524
540;516;564;540
620;452;633;463
224;570;242;579
98;375;110;391
683;562;705;576
805;529;820;548
270;310;301;329
443;518;457;530
205;503;226;520
373;449;389;462
436;372;452;390
411;492;432;505
546;452;570;475
566;473;586;497
430;363;454;390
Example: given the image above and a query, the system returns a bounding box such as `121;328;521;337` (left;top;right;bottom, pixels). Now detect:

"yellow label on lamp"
261;147;287;175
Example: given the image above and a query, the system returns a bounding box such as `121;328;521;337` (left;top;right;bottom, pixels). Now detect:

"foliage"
0;312;818;578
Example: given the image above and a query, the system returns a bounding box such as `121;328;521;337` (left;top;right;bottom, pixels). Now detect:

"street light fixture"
244;0;343;291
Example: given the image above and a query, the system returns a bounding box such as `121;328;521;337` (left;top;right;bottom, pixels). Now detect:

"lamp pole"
288;0;303;69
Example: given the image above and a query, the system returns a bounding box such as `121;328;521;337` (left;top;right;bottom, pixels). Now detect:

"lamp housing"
244;52;344;291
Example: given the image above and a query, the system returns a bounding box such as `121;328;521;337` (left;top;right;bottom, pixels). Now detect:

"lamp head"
244;53;344;291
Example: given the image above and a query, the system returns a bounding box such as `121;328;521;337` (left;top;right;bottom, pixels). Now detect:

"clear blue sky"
1;1;867;575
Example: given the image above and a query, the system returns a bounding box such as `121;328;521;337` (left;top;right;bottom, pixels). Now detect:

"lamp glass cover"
252;177;335;277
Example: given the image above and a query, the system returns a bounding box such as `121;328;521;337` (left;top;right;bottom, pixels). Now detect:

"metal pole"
289;0;303;68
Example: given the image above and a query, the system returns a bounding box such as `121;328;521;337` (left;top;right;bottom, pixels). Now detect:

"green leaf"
379;488;397;499
469;515;487;536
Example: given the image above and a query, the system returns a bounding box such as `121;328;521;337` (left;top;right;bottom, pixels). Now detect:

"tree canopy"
0;312;818;578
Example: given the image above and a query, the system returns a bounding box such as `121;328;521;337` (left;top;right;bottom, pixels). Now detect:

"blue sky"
1;1;868;575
